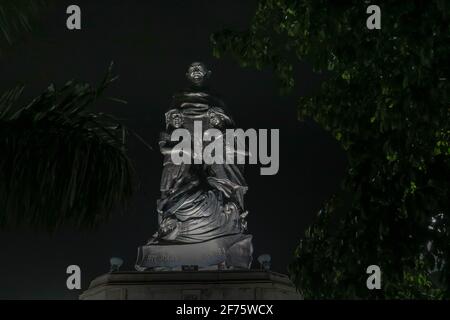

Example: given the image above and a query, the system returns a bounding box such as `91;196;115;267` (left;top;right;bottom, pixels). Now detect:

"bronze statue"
135;63;253;270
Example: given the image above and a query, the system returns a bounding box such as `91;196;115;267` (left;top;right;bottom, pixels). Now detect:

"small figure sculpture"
135;63;253;271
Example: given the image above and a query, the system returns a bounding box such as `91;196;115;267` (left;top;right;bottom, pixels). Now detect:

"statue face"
186;62;210;85
171;113;183;128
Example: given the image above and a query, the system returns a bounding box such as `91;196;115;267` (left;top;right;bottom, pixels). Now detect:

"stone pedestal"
136;234;253;271
79;270;302;300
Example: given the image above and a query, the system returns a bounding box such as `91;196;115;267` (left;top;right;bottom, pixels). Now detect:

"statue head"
186;62;211;86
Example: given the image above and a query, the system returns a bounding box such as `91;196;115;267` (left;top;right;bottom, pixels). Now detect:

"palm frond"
0;64;134;231
0;0;47;52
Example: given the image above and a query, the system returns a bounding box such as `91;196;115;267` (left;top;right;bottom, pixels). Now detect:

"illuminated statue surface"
135;63;253;271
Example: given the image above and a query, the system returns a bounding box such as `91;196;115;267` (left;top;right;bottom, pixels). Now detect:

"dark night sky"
0;0;346;299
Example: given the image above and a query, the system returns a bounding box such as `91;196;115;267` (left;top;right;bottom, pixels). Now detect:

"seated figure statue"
135;62;253;271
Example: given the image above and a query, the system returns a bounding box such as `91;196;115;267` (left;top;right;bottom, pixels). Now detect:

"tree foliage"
0;65;134;231
212;0;450;299
0;0;48;53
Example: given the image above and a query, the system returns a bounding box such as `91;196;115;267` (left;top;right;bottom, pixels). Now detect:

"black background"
0;0;346;299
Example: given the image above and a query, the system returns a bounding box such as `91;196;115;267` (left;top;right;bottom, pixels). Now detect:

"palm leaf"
0;64;134;231
0;0;47;52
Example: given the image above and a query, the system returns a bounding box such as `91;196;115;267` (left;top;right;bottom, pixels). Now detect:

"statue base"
135;234;253;271
79;270;302;300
